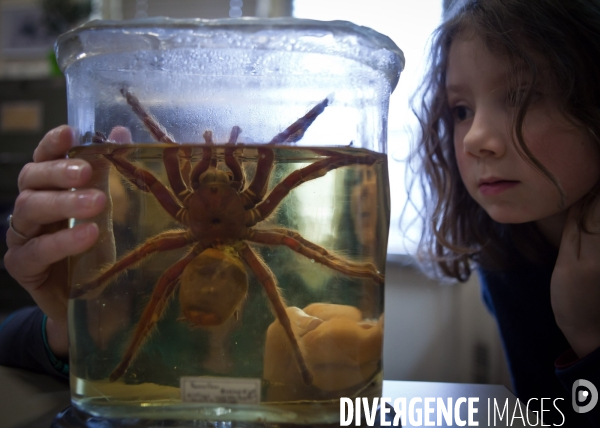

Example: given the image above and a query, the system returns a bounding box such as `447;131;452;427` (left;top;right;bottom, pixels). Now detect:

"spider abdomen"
179;248;248;326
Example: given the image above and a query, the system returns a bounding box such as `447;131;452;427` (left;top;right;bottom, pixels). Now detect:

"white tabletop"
0;365;70;428
0;365;528;427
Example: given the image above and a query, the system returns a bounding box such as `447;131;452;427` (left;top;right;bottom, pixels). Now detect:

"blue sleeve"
556;347;600;427
477;269;495;316
0;306;69;380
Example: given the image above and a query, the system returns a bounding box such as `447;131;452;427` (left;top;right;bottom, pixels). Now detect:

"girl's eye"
452;105;473;122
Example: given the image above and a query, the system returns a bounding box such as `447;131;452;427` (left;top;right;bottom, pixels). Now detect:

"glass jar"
55;17;403;426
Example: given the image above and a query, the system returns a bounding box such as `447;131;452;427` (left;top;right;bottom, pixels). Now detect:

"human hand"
551;199;600;358
263;303;383;401
4;126;108;357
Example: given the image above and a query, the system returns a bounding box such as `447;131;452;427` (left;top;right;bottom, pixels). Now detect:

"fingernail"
76;192;98;208
67;164;83;180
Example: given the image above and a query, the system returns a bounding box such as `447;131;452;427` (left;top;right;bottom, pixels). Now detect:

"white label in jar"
180;376;261;405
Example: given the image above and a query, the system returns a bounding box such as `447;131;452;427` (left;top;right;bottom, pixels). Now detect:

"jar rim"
55;17;404;90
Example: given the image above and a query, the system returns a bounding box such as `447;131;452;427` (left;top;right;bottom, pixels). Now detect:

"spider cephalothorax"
76;88;384;385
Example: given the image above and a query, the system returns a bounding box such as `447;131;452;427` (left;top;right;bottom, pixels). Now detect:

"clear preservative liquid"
67;143;389;425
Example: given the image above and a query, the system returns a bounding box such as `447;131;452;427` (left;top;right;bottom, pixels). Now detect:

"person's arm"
551;200;600;359
551;199;600;426
3;126;107;356
0;306;69;379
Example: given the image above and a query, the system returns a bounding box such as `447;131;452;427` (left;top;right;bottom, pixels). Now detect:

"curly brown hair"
412;0;600;281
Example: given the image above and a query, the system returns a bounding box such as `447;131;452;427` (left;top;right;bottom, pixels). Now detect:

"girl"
413;0;600;425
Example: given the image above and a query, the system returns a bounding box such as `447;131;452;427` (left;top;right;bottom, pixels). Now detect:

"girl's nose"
461;111;506;158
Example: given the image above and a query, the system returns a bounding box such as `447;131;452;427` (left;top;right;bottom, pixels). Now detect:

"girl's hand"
4;126;107;357
551;199;600;358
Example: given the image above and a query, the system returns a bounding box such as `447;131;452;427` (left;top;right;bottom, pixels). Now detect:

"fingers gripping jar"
54;17;403;427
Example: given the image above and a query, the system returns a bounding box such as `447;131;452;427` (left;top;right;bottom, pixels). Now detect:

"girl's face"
447;34;600;225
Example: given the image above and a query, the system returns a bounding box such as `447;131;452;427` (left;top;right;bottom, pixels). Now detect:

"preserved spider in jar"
71;88;385;390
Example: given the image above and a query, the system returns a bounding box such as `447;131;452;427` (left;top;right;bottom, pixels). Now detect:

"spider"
73;88;385;386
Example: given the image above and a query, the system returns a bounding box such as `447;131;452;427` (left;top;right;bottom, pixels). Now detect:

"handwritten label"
180;376;261;405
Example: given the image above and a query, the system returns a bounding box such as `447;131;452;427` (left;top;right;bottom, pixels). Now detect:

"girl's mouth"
478;180;519;196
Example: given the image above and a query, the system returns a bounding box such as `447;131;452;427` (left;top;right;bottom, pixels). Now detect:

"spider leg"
240;147;274;209
180;152;192;189
190;147;213;187
268;97;330;145
109;248;199;382
71;230;194;299
104;149;186;223
202;131;218;167
248;229;384;284
190;132;216;187
245;153;377;226
164;146;193;204
240;97;330;209
224;126;245;191
120;88;193;205
121;88;175;143
237;243;313;386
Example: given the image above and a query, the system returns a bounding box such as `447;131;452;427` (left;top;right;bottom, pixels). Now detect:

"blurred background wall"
0;0;512;391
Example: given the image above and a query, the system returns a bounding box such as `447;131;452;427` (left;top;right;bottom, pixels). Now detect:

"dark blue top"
479;261;600;427
0;306;68;381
